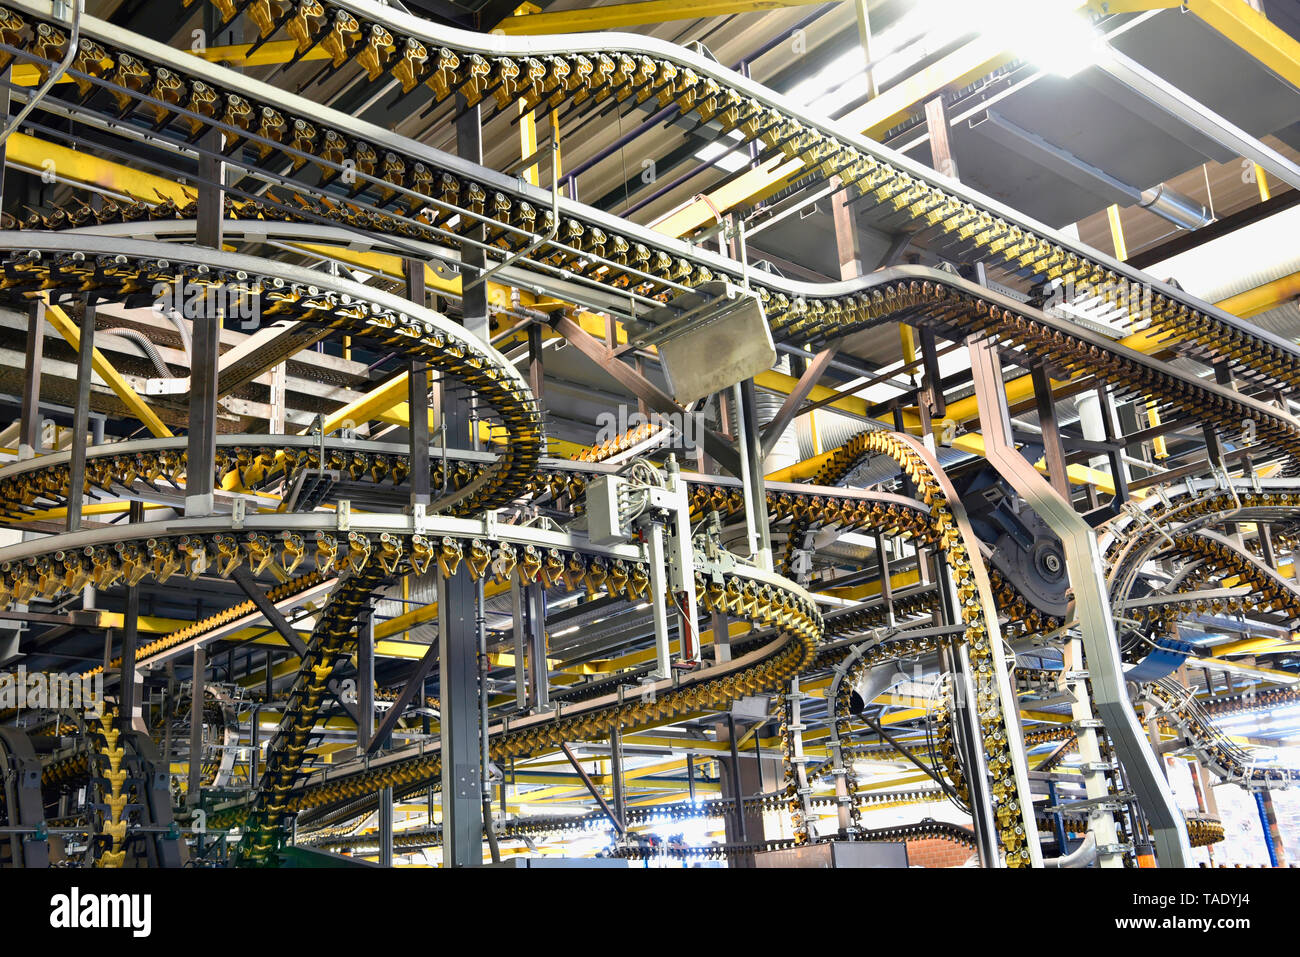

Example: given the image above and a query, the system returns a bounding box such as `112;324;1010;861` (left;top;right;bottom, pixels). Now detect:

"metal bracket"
337;500;351;531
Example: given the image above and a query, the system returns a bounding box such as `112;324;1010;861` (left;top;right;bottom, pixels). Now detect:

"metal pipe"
1139;183;1213;231
1043;830;1098;869
972;108;1211;231
0;0;80;148
466;138;560;291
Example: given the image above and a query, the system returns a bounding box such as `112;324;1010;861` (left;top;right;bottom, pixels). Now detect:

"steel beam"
436;97;487;868
1031;363;1071;500
558;741;625;835
231;567;308;656
65;302;94;533
43;303;172;438
924;96;958;181
523;582;549;710
1098;46;1300;191
968;335;1190;867
438;563;483;865
18;301;43;460
368;638;439;755
737;379;773;570
610;726;627;829
186;126;223;515
187;644;204;806
357;609;375;749
549;312;742;475
406;258;432;508
120;499;144;733
379;785;394;867
759;346;837;463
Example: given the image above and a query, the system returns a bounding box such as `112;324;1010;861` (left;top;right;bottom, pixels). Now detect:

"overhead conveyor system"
0;0;1295;875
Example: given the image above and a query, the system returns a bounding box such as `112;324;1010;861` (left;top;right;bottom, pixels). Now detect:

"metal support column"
875;534;895;625
524;583;548;711
432;97;490;867
379;786;394;867
66;302;94;532
0;65;9;202
357;609;374;748
438;564;482;865
1031;363;1071;500
968;335;1190;866
406;259;431;510
18;301;43;460
610;726;626;829
120;499;144;732
924;96;959;180
934;553;1000;867
726;713;747;848
187;121;224;516
736;379;773;571
187;645;204;806
711;609;732;663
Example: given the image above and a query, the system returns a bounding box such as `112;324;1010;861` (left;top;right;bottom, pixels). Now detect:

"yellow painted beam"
195;39;331;68
286;242;466;297
1183;0;1300;90
5;133;192;204
243;630;429;659
16;500;170;524
1215;270;1300;319
44;302;173;438
309;369;415;435
652;156;804;236
1211;636;1300;657
653;32;1020;239
375;579;515;639
839;35;1014;140
1107;204;1128;261
494;0;834;34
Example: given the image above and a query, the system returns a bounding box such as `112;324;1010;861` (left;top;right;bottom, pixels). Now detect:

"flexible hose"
164;309;192;361
100;328;173;379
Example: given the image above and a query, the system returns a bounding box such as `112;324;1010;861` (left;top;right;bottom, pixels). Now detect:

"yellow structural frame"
493;0;840;33
44;301;174;438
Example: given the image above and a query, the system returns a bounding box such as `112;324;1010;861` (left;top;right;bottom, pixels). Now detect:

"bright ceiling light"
926;0;1104;77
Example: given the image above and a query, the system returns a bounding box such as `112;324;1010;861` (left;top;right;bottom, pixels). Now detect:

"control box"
586;474;630;546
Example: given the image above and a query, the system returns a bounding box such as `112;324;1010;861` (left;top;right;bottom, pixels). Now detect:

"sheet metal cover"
659;288;775;405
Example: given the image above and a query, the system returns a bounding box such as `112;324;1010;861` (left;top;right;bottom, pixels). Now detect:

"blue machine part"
1124;635;1198;682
